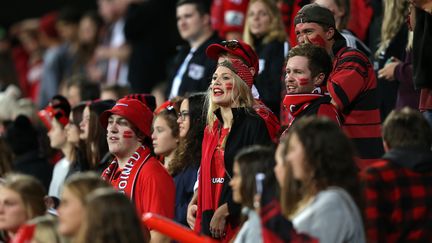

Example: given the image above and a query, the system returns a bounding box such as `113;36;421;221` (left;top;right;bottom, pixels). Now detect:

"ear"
313;73;326;86
248;67;256;77
383;140;390;152
202;13;211;26
326;27;335;40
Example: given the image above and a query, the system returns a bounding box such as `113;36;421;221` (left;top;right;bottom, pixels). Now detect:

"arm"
150;231;170;243
393;50;413;86
209;203;229;239
410;0;432;12
327;54;369;112
187;191;198;229
94;44;131;62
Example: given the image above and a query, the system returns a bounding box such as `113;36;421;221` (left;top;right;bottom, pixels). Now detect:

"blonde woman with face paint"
194;58;272;241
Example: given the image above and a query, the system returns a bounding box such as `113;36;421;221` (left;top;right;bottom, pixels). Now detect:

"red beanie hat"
218;58;254;89
99;98;153;138
37;95;70;130
206;40;259;77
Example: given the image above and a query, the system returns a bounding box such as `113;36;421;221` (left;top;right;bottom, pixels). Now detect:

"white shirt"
48;157;71;198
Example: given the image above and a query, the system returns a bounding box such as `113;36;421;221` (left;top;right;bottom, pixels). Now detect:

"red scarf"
283;93;325;126
102;145;151;200
196;121;237;240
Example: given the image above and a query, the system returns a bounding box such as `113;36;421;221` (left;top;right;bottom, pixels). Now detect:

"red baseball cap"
38;95;70;131
99;98;153;138
206;40;259;76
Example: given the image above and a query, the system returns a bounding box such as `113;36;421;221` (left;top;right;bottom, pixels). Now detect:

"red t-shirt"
109;157;175;222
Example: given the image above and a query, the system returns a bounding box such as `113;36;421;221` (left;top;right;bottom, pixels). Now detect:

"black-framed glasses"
221;40;252;67
177;111;190;121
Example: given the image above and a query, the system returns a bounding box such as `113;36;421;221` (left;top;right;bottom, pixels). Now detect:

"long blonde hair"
376;0;409;56
243;0;287;47
206;65;255;126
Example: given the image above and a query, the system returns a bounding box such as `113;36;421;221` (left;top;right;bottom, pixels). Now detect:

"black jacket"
200;107;272;236
165;32;222;98
13;150;53;191
254;39;286;117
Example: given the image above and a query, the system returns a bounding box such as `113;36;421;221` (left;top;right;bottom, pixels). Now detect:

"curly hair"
280;116;362;217
170;93;207;175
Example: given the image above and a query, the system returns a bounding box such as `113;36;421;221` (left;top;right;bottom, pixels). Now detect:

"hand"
187;203;197;229
409;0;432;9
378;58;400;81
94;46;112;60
209;203;229;239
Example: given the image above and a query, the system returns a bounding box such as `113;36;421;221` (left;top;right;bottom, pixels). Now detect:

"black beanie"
90;99;116;117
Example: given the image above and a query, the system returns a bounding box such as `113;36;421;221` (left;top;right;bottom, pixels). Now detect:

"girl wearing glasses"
170;93;207;226
194;59;272;240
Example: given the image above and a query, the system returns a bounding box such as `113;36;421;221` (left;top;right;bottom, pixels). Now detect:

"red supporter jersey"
108;156;175;225
327;43;384;168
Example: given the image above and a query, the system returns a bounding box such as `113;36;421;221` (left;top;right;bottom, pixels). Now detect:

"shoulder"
336;46;371;68
140;157;172;181
314;188;353;207
362;159;404;183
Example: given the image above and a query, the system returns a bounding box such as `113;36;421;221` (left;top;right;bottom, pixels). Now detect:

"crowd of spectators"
1;0;432;242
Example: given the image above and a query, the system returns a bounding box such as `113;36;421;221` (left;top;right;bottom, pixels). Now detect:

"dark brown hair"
234;145;277;208
383;107;432;149
74;189;148;243
288;43;332;80
280;116;361;216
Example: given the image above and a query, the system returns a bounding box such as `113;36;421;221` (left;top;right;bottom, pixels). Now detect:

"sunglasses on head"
221;40;252;67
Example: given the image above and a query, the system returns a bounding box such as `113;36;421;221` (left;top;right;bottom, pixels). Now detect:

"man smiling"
294;3;383;168
282;43;340;132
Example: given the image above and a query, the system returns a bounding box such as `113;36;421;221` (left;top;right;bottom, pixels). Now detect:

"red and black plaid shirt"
361;154;432;242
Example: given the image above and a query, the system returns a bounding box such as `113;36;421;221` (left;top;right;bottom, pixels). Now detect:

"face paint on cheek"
225;82;233;91
123;130;134;138
298;78;310;86
308;35;326;48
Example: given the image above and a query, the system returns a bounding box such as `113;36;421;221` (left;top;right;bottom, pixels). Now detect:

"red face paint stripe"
298;78;310;86
225;82;233;90
123;131;134;138
308;35;326;48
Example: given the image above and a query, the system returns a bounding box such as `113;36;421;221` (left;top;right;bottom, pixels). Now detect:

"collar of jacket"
214;107;255;126
383;147;432;172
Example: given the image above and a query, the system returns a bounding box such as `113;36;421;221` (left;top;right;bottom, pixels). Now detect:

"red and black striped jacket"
327;39;384;169
361;148;432;242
